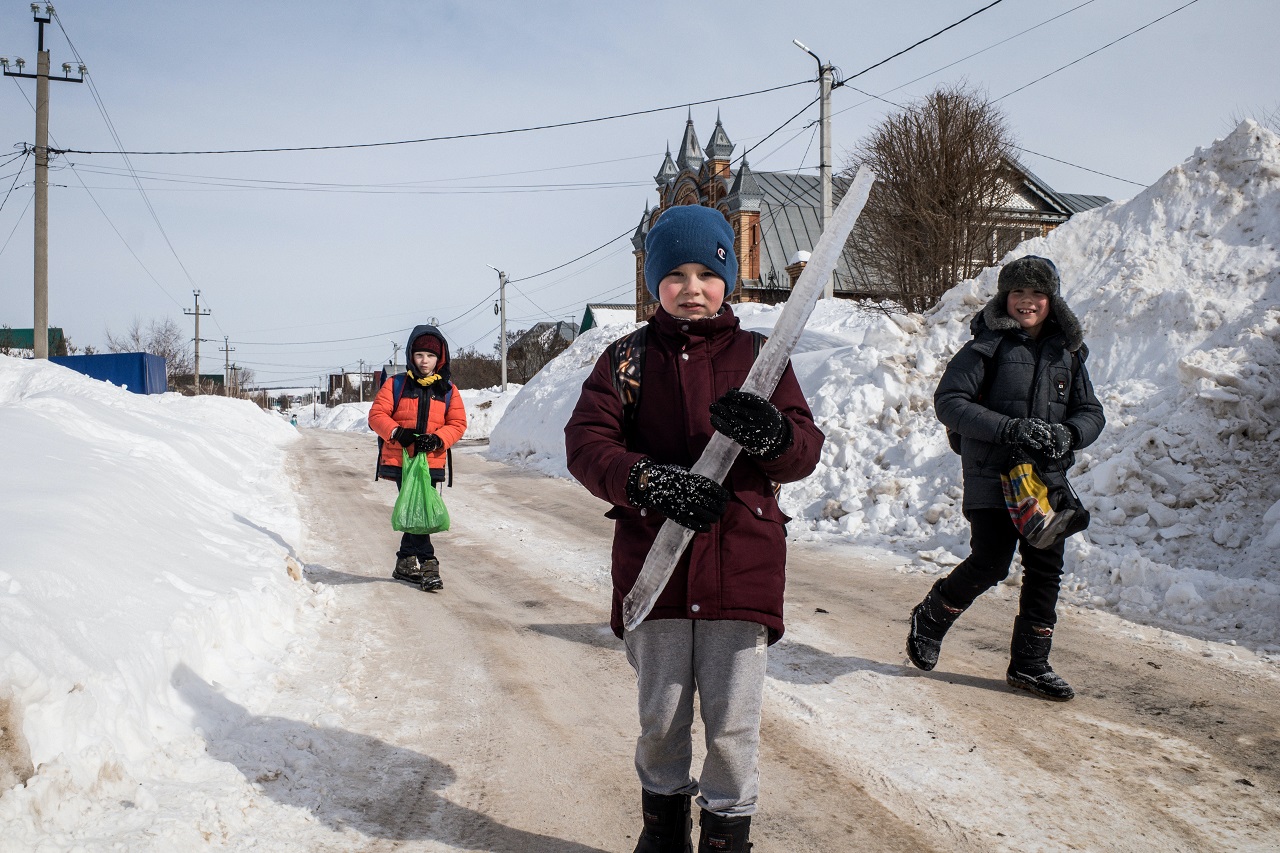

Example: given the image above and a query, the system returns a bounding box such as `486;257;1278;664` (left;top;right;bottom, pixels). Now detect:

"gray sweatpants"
623;618;769;817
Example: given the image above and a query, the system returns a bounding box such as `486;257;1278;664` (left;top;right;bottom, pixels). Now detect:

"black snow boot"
419;557;443;592
1006;616;1075;701
906;578;965;671
392;555;423;584
698;809;751;852
633;789;692;853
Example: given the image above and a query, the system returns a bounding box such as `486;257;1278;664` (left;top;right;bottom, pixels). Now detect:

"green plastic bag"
392;450;450;534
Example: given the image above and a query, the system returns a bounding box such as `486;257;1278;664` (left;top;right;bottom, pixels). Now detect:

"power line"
10;67;187;309
508;227;634;283
839;0;1008;85
740;96;822;163
60;167;651;195
0;194;33;258
994;0;1205;103
68;151;667;189
52;10;218;334
1014;145;1146;188
0;151;31;215
56;80;813;156
830;0;1101;121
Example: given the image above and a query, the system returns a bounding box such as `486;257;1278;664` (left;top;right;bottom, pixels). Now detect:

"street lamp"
794;38;835;298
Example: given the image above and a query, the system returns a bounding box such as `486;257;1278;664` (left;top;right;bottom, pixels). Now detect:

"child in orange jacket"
368;324;467;590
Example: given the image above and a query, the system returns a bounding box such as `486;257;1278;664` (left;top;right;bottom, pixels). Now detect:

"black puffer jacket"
934;312;1105;510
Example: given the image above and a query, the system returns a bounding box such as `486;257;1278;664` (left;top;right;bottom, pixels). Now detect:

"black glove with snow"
709;389;793;459
1044;423;1075;459
415;433;444;454
1001;418;1054;451
392;427;418;448
625;458;730;533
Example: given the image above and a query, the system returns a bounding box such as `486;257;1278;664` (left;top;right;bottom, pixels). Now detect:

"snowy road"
280;429;1280;852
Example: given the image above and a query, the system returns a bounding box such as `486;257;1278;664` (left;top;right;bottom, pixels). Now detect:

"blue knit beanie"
643;205;738;298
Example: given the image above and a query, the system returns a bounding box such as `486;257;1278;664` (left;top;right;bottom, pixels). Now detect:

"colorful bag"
392;450;451;534
1000;451;1089;548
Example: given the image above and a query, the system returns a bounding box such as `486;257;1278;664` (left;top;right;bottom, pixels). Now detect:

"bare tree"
105;316;194;387
1228;101;1280;135
505;326;572;384
449;346;503;390
841;83;1017;313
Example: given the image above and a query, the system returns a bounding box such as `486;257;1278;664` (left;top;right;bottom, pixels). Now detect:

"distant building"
512;320;577;351
632;113;1110;316
579;303;638;334
0;326;67;356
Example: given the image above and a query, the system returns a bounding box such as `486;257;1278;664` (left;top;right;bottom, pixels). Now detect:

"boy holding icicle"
565;204;824;852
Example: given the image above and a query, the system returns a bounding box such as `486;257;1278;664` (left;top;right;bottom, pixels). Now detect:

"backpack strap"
375;375;455;482
607;326;768;428
607;327;648;426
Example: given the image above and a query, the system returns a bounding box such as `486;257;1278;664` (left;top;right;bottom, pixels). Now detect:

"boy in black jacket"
908;256;1105;701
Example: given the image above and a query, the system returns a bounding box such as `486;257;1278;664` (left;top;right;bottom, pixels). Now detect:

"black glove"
625;458;730;533
415;433;444;454
1044;423;1075;459
709;389;793;459
1002;418;1054;451
391;427;418;447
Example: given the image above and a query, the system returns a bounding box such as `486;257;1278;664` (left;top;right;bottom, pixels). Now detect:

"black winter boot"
1006;616;1075;701
419;557;443;592
633;790;692;853
698;809;751;852
906;578;965;671
392;555;423;583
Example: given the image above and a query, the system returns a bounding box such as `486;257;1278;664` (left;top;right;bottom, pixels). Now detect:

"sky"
1;115;1277;844
1;0;1278;388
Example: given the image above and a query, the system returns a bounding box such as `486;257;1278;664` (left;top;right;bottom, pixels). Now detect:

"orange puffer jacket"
368;377;467;480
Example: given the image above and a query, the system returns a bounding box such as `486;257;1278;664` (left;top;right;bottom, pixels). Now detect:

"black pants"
393;475;435;561
938;508;1066;626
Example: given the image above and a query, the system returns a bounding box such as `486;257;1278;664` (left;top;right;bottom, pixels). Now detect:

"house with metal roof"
0;326;67;356
579;303;639;334
631;114;1111;317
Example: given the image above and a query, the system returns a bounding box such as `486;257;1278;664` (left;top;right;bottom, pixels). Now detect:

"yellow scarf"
411;372;442;387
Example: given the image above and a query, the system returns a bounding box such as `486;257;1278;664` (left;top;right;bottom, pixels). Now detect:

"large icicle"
622;166;877;631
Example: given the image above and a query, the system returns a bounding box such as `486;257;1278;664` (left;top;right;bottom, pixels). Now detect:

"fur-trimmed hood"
978;256;1084;352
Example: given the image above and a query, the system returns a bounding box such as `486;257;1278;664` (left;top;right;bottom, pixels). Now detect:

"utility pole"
2;4;85;358
220;336;235;396
487;265;508;392
794;39;835;299
390;340;401;374
184;290;211;394
357;359;365;403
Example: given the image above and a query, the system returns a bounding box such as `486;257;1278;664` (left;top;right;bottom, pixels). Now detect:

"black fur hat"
981;255;1084;351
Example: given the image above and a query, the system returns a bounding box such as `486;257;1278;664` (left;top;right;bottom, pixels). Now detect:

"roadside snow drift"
0;357;325;828
490;121;1280;653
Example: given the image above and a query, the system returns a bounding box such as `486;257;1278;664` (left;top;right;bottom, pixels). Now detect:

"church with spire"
631;112;1109;319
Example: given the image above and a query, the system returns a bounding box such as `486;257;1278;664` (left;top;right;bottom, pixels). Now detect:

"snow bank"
487;121;1280;654
0;356;327;826
490;324;641;477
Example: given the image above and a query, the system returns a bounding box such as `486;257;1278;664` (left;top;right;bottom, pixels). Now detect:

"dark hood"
977;290;1084;352
405;323;453;384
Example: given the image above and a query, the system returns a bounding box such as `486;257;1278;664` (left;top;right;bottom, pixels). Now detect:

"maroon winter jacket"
564;305;824;643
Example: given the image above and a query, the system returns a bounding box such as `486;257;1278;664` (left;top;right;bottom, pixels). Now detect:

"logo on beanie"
716;245;727;262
